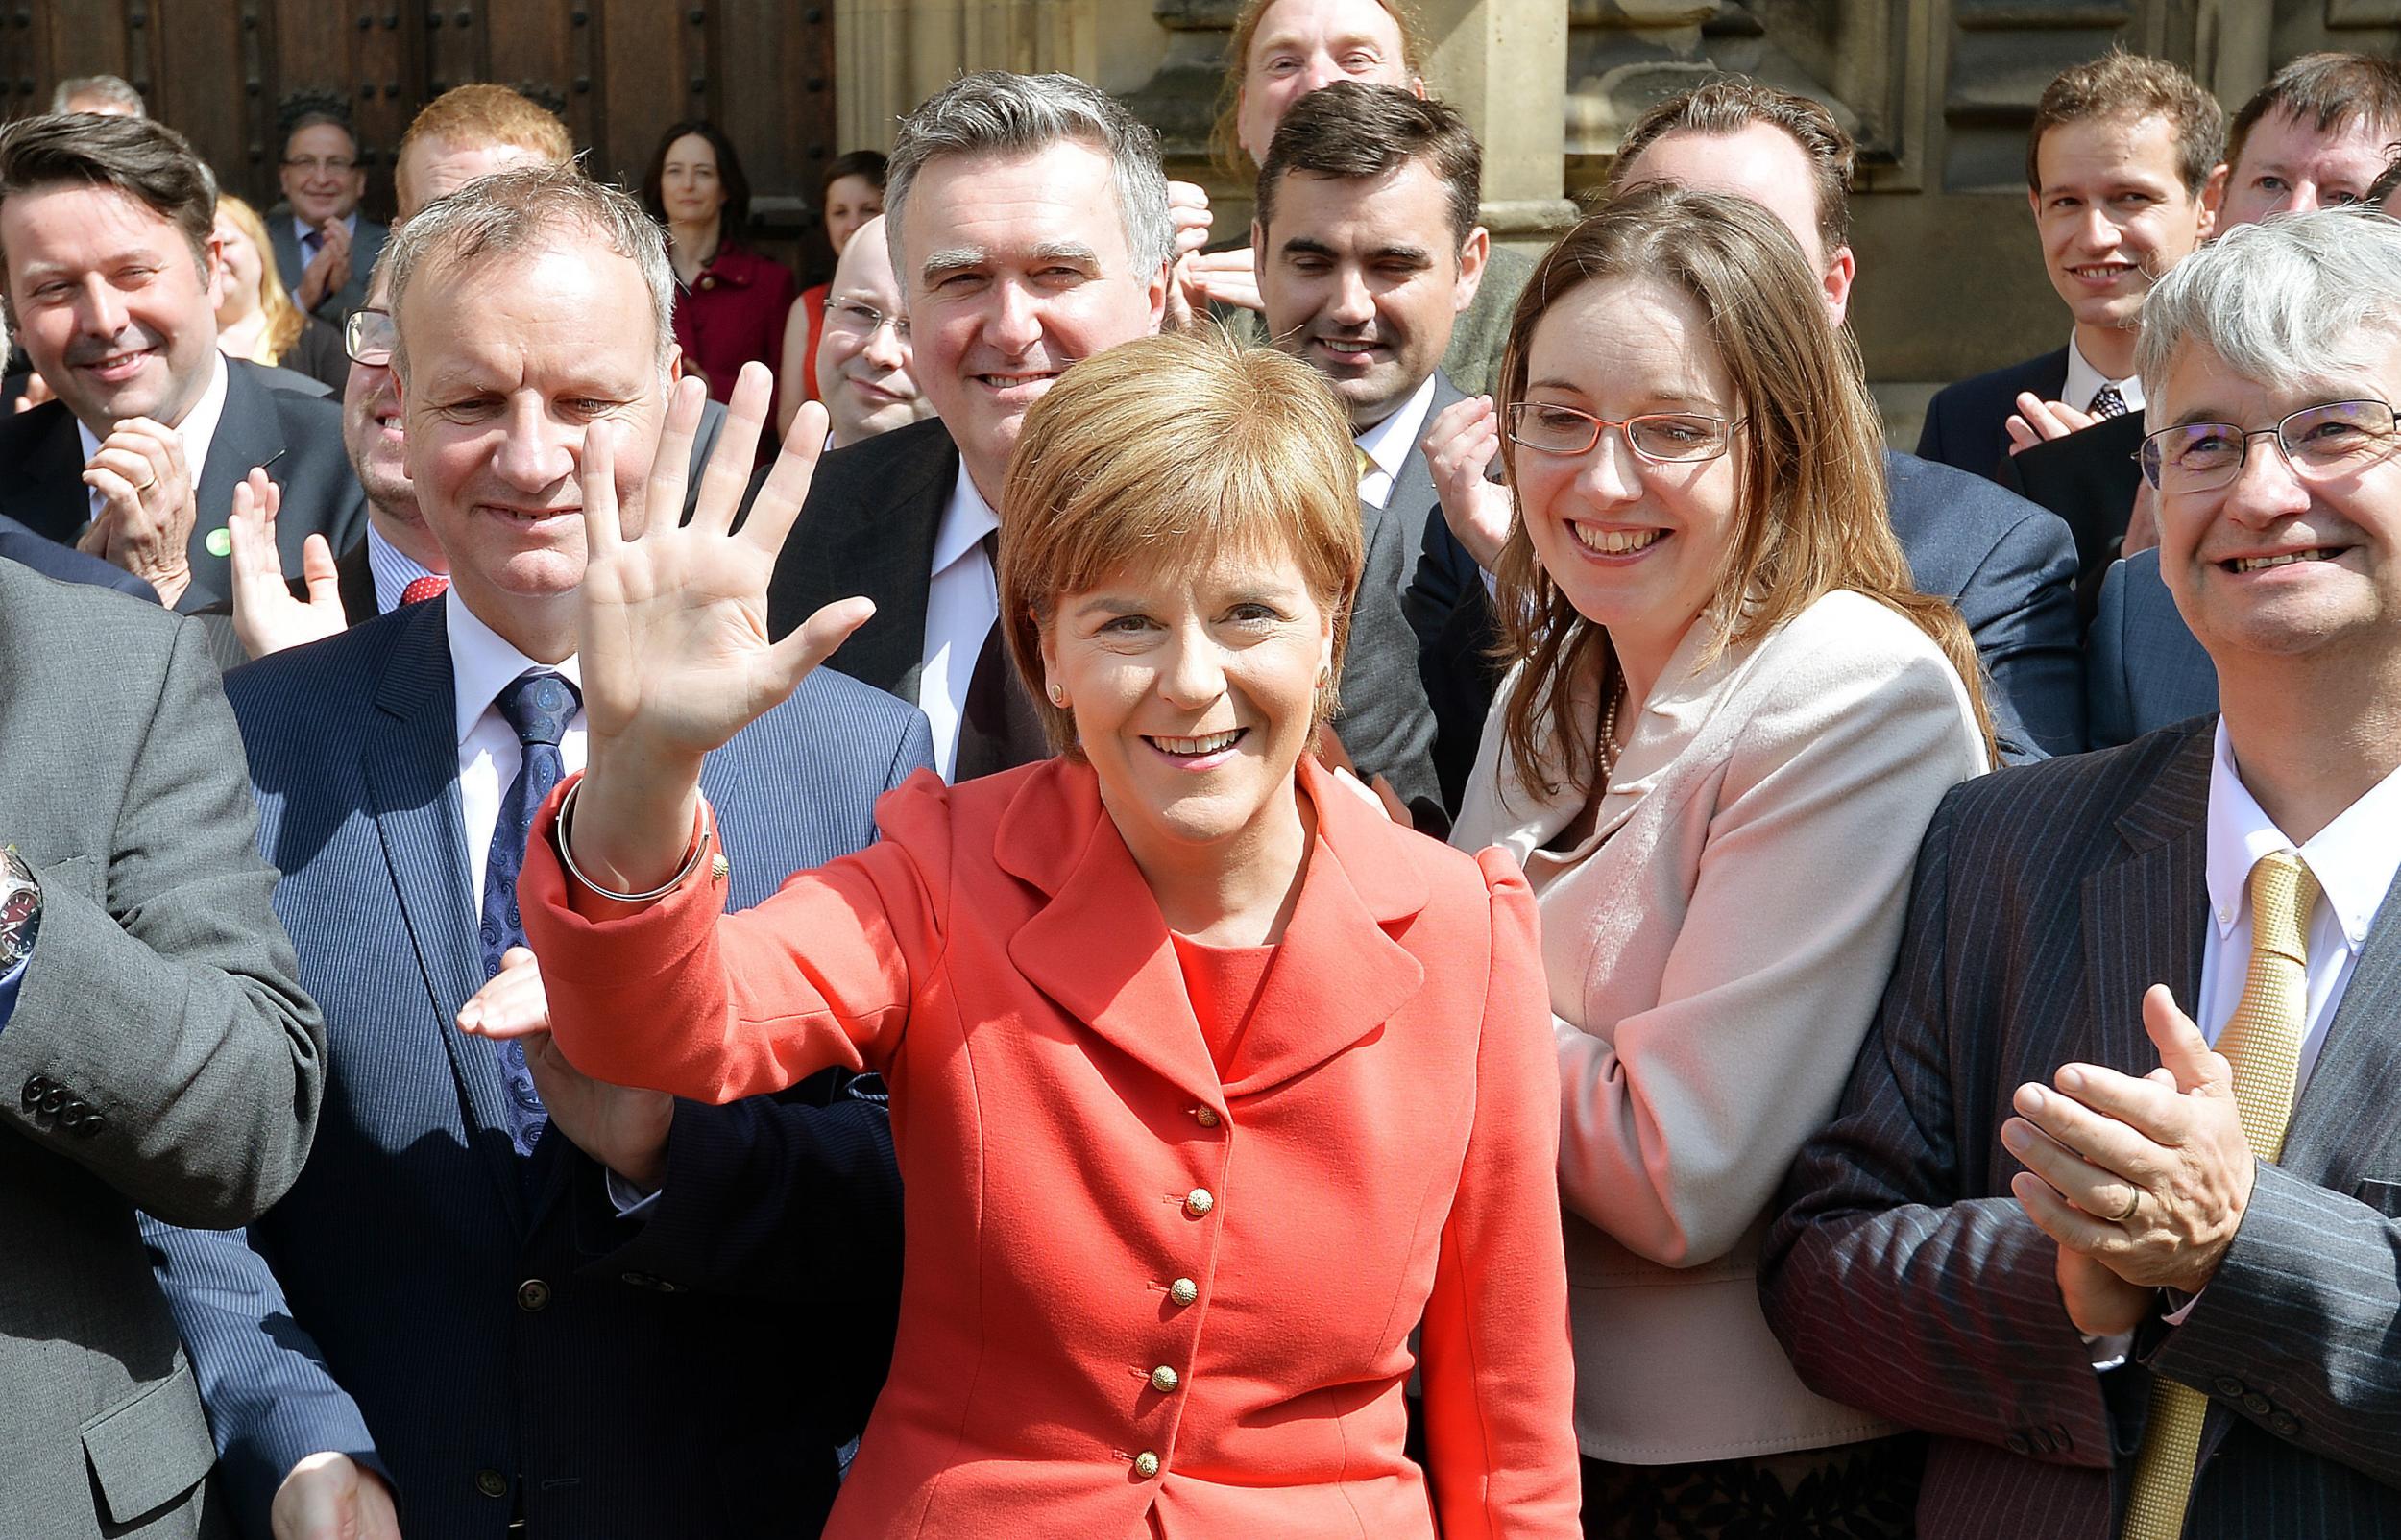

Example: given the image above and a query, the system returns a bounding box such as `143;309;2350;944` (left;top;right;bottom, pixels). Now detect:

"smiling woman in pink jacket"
471;335;1580;1539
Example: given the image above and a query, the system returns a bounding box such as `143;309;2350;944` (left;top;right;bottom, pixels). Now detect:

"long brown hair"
1492;185;1994;799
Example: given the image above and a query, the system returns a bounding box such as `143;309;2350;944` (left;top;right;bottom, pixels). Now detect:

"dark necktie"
953;532;1051;780
2087;382;2130;420
480;669;581;1157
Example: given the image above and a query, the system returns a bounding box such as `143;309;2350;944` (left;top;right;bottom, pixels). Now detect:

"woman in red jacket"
470;336;1579;1539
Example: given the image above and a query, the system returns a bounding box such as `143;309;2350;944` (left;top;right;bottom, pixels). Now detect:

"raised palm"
578;363;872;760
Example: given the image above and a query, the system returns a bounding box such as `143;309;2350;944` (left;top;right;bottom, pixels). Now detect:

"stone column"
838;0;1156;152
1413;0;1579;253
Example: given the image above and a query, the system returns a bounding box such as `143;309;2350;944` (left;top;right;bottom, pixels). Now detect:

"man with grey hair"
145;162;922;1540
1764;207;2401;1536
50;73;143;116
766;69;1171;781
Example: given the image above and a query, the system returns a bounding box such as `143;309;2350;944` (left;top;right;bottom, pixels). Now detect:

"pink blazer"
523;754;1578;1539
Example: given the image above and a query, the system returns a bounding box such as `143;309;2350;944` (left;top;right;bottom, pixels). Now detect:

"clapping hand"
272;1452;401;1540
295;218;353;313
567;361;873;895
1421;394;1513;571
2004;392;2099;455
2003;985;2257;1322
227;467;348;659
79;416;197;605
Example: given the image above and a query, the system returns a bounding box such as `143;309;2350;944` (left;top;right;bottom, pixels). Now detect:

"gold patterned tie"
1356;445;1376;485
2119;849;2319;1540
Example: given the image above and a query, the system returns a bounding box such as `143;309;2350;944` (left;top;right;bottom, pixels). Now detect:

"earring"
1047;683;1066;707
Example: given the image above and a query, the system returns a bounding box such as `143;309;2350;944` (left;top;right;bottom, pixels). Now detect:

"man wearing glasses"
1764;208;2401;1537
269;104;389;324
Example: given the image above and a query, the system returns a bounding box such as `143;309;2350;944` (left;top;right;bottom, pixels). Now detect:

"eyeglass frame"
280;156;360;176
822;294;909;342
2133;397;2401;492
1503;400;1748;465
343;307;396;368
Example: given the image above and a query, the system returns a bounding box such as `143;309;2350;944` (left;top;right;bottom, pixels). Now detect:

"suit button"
2242;1392;2272;1417
1150;1364;1179;1393
2270;1411;2300;1436
517;1279;552;1311
1184;1188;1214;1216
2050;1424;2074;1453
1168;1278;1198;1307
2004;1432;2031;1456
1195;1108;1220;1128
21;1073;49;1109
38;1085;66;1114
2215;1375;2246;1398
1132;1451;1160;1479
474;1468;508;1499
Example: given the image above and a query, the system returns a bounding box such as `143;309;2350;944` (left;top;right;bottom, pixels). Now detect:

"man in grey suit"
768;71;1167;783
0;550;326;1537
1764;210;2401;1537
1254;81;1488;817
266;104;388;324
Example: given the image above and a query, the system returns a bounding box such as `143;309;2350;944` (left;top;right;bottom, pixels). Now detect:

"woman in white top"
1451;184;1993;1537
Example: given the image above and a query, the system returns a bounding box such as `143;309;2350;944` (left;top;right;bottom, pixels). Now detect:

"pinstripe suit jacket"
1761;719;2401;1537
143;597;930;1539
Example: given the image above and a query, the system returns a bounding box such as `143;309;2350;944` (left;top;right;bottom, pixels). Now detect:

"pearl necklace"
1596;683;1623;784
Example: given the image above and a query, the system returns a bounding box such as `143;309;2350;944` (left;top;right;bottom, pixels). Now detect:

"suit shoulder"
805;417;957;499
788;667;924;731
0;397;68;457
0;557;180;656
223;602;421;720
1936;720;2207;845
1929;348;2069;407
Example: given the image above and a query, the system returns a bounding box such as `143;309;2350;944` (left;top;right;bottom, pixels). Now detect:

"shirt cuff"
604;1167;663;1219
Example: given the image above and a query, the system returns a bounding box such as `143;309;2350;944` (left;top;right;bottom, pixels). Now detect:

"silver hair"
50;75;144;116
884;71;1173;284
383;160;675;383
2138;209;2401;405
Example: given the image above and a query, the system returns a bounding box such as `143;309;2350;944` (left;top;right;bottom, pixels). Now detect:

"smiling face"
1257;158;1484;431
2029;114;2216;342
2153;335;2401;670
2220;108;2395;229
1038;543;1332;873
280;120;365;227
823;173;883;256
1515;276;1745;689
343;271;417;521
396;236;666;630
1236;0;1417;166
211;209;263;322
899;139;1166;503
1;181;221;432
659;132;726;229
815;214;927;447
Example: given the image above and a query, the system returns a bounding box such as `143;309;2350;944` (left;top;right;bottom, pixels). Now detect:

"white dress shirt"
918;469;1001;781
446;591;586;903
2197;721;2401;1079
2061;332;2146;417
78;351;230;527
363;521;438;615
1354;373;1440;511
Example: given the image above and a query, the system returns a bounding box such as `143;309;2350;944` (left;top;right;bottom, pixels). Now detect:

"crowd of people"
6;4;2401;1539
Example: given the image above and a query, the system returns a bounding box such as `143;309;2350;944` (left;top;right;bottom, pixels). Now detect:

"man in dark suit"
0;113;365;612
768;71;1168;782
266;105;388;324
1764;210;2401;1538
0;559;326;1540
1251;82;1489;814
1513;78;2085;760
1916;55;2223;483
146;165;920;1540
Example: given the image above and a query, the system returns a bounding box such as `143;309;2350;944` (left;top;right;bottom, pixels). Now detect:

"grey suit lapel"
363;604;532;1232
1380;369;1465;530
192;361;293;574
2082;729;2214;1076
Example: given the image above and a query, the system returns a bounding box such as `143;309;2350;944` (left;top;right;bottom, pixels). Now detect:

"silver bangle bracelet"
554;776;713;904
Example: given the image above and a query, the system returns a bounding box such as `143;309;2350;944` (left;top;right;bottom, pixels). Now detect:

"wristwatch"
0;846;41;973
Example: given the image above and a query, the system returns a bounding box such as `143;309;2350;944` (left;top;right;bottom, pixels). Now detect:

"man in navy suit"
1916;55;2223;483
146;165;925;1540
1483;78;2083;760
